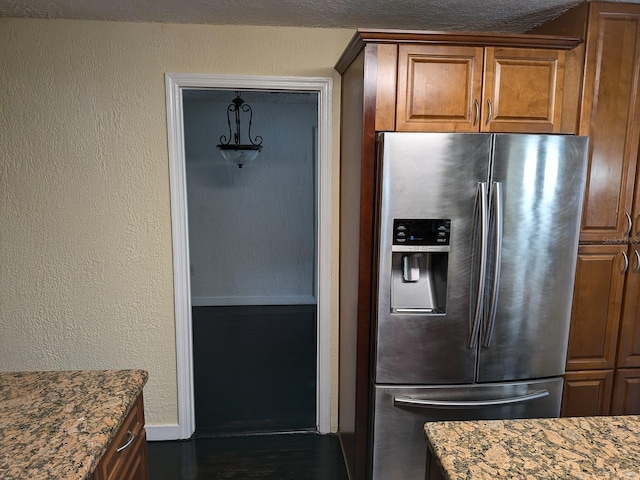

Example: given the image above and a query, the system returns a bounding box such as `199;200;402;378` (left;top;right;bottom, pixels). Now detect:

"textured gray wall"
184;91;318;305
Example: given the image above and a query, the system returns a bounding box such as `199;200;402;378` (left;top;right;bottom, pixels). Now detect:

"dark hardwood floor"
147;432;349;479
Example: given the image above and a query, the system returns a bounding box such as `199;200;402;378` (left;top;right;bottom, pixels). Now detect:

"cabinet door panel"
618;246;640;367
611;368;640;415
566;245;626;370
482;47;564;133
561;370;613;417
91;394;147;480
579;7;640;242
119;429;149;480
396;45;483;132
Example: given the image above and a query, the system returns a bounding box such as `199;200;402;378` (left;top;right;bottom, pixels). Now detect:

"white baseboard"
145;424;183;441
190;295;317;306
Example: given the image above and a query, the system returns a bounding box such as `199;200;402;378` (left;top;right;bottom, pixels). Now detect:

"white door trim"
165;73;333;439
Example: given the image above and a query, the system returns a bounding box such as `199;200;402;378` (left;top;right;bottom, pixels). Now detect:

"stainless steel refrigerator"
371;132;588;479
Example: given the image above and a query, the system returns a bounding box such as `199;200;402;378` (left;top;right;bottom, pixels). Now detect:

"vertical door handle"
469;182;488;348
473;99;480;126
483;181;503;348
625;212;632;236
633;250;640;273
485;98;493;126
622;251;629;274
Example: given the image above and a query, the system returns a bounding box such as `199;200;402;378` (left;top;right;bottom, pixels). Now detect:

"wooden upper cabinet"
395;45;566;133
396;45;483;132
482;48;565;133
566;244;626;371
578;4;640;243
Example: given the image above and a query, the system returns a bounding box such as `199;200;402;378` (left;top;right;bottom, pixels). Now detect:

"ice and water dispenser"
390;219;450;314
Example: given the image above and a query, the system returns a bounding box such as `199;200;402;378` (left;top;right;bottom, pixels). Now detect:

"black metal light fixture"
216;91;263;168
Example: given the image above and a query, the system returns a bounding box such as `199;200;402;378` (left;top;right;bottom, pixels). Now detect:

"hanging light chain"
219;91;263;147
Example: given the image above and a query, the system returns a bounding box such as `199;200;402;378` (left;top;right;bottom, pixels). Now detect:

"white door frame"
165;73;333;439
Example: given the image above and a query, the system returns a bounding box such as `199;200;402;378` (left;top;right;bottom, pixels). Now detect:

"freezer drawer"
370;378;562;480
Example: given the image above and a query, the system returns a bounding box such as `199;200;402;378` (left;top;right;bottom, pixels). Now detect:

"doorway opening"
184;89;318;435
165;74;333;439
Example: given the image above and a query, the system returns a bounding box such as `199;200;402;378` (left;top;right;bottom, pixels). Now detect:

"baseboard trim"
146;424;183;441
191;296;317;306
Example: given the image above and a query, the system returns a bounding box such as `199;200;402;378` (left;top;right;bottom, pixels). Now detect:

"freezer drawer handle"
393;389;549;409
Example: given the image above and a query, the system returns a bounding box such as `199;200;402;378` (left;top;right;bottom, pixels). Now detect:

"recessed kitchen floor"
147;432;349;479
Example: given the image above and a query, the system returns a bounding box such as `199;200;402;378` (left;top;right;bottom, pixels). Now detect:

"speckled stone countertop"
0;369;148;480
424;415;640;479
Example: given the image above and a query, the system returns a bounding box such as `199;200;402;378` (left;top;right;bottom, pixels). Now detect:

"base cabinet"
561;370;613;417
612;369;640;415
91;394;149;480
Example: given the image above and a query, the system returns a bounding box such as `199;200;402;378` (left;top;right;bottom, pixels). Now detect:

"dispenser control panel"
393;219;451;246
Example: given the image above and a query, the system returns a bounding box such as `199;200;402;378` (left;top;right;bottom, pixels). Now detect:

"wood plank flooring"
147;433;349;479
192;305;317;435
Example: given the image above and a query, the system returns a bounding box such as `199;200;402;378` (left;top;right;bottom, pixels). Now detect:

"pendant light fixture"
216;91;263;168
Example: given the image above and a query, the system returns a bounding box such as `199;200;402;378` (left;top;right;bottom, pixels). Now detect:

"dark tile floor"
147;432;349;480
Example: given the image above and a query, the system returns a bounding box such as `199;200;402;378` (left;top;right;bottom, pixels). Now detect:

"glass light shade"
218;145;263;168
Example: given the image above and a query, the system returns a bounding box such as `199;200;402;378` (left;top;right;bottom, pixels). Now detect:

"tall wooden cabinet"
335;29;581;480
534;1;640;418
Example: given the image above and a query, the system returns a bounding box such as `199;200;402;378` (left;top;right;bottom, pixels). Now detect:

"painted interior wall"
0;17;352;432
184;91;317;306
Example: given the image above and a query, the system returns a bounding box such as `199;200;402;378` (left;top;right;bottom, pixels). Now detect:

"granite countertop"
0;369;148;480
424;415;640;480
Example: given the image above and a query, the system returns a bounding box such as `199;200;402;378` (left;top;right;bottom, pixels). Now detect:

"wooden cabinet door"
566;245;626;371
578;5;640;243
611;368;640;415
396;45;483;132
92;394;148;480
618;245;640;368
561;370;613;417
118;429;149;480
481;47;565;133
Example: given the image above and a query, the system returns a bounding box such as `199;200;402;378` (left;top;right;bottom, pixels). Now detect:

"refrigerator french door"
371;132;588;479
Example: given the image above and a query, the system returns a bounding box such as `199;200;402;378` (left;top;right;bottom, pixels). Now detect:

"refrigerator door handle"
469;182;489;348
393;389;549;409
483;181;503;347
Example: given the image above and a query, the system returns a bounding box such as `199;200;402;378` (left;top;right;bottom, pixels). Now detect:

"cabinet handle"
634;250;640;274
622;251;629;274
116;430;136;453
473;99;480;126
625;212;633;236
485;98;493;126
